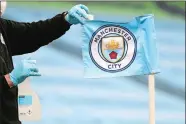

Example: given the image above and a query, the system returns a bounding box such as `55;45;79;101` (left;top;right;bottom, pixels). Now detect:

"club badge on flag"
82;14;160;78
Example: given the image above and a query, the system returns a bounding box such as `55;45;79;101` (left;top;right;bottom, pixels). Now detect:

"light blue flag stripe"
82;14;160;78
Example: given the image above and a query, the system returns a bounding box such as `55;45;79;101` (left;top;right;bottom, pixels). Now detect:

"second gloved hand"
65;4;90;25
10;57;41;86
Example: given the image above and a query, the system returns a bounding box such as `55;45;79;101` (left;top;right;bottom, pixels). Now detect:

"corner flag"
82;14;160;78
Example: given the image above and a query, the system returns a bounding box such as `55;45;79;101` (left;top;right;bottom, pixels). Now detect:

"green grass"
167;1;185;10
7;1;185;19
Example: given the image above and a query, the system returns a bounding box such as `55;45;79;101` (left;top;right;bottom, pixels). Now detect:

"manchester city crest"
101;36;125;63
89;25;137;73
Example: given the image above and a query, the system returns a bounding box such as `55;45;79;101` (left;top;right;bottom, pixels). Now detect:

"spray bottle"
17;53;42;121
18;77;42;121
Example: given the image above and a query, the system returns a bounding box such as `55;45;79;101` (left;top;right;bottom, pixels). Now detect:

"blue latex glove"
65;4;89;25
10;57;41;86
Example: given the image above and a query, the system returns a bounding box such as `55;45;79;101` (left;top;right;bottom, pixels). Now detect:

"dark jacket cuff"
61;11;72;28
0;75;11;90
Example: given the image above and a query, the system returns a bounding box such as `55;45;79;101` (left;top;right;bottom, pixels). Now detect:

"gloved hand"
65;4;90;25
10;57;41;86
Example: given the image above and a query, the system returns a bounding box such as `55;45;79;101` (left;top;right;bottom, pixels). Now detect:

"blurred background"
3;1;185;124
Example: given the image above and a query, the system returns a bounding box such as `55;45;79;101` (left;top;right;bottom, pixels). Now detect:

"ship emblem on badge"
89;25;137;73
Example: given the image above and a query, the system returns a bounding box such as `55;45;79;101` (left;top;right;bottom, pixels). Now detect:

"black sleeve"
0;55;9;76
0;76;10;90
0;12;71;56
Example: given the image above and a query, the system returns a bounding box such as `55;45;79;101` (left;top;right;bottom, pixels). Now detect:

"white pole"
148;74;155;124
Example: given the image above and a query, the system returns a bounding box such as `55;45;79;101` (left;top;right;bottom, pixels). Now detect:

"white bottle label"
18;95;33;116
18;78;42;121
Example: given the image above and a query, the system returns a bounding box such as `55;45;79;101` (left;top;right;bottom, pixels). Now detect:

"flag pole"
148;74;155;124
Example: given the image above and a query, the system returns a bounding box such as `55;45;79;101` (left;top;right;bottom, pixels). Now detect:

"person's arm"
0;55;12;88
0;55;8;76
4;74;14;88
0;75;10;89
0;74;19;89
1;57;41;89
0;12;71;56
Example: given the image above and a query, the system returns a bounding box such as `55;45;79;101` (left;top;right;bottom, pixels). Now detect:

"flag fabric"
82;14;160;78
